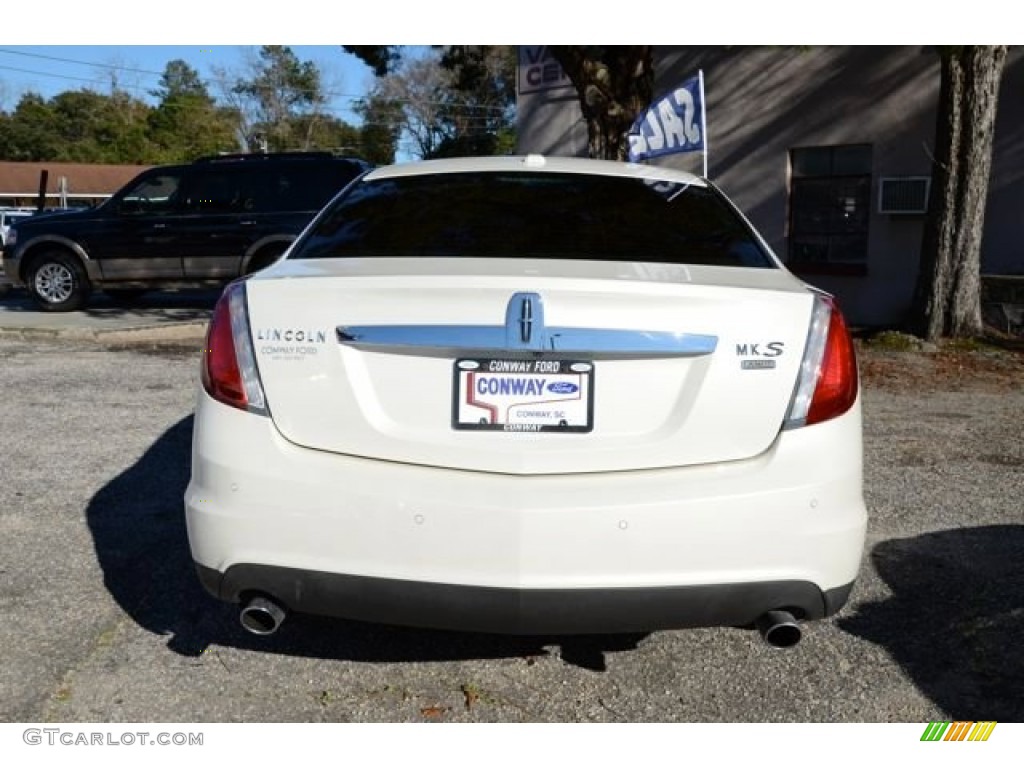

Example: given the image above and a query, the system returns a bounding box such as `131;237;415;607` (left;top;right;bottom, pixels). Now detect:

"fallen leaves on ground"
857;339;1024;393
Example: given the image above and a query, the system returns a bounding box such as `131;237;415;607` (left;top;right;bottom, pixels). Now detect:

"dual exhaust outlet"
239;595;288;636
238;594;802;648
756;610;802;648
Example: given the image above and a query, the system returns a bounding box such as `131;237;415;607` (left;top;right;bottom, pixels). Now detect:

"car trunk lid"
247;258;813;474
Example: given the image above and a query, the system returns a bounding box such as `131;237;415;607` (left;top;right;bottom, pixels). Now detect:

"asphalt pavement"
0;333;1021;723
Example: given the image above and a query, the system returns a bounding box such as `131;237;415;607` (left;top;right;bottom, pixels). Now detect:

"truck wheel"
28;251;91;312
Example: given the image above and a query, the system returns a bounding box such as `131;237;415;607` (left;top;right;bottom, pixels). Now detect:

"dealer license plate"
452;358;593;432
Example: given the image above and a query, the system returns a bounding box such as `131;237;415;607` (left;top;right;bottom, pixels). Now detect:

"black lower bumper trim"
822;581;855;616
196;562;853;635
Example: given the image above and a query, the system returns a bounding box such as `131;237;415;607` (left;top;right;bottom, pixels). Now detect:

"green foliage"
146;102;238;164
941;336;989;352
0;81;238;165
152;59;210;102
149;62;236;163
493;125;517;156
440;46;516;118
867;330;926;351
0;93;61;160
288;113;361;154
0;89;155;163
433;46;516;158
0;50;379;165
354;95;402;164
231;46;325;152
430;132;501;159
343;46;401;77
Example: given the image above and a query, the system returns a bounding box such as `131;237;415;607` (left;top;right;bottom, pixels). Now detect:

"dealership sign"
518;47;573;95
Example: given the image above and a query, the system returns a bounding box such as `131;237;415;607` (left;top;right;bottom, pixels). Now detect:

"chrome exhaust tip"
756;610;802;648
240;595;287;636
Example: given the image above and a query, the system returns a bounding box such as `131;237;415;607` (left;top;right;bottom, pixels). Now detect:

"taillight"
784;294;858;429
201;281;267;415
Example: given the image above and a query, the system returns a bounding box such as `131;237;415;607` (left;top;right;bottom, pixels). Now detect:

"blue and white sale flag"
628;73;706;164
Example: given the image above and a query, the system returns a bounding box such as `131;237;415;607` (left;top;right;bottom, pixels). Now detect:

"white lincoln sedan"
185;155;866;647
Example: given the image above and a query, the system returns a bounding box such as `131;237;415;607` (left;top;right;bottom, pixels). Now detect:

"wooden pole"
36;170;49;212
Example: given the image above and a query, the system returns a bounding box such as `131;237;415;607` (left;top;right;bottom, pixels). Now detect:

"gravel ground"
0;337;1021;723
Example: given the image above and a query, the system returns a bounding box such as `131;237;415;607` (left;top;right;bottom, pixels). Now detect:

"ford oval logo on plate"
547;381;579;395
457;360;480;370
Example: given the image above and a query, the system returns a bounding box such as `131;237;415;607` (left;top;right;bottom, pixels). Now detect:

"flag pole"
699;69;708;178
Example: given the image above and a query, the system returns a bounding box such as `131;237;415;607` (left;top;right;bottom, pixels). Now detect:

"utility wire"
0;48;167;78
0;49;511;113
0;63;113;88
0;63;506;122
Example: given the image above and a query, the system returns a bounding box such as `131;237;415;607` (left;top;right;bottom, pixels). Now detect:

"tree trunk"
549;47;653;160
909;46;1007;340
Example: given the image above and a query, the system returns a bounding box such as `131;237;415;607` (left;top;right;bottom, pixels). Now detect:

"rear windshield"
289;171;774;268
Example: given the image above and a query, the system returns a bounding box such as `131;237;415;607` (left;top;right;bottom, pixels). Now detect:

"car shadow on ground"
0;288;219;322
86;415;647;672
838;525;1024;721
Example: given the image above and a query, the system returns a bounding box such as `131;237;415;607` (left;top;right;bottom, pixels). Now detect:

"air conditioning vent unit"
879;176;930;214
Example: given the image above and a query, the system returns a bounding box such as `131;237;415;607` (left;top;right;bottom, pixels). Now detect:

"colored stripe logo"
921;721;997;741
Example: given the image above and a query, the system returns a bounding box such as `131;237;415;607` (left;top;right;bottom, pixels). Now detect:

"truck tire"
27;250;91;312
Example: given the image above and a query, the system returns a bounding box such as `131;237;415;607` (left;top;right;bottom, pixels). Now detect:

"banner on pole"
627;74;705;163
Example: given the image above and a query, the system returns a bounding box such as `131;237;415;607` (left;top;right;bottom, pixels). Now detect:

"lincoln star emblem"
519;296;534;342
505;292;544;349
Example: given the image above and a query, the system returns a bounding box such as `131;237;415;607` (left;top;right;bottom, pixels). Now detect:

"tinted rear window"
290;172;773;268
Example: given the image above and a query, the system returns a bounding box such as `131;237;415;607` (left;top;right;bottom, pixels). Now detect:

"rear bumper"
197;562;854;634
186;391;867;634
